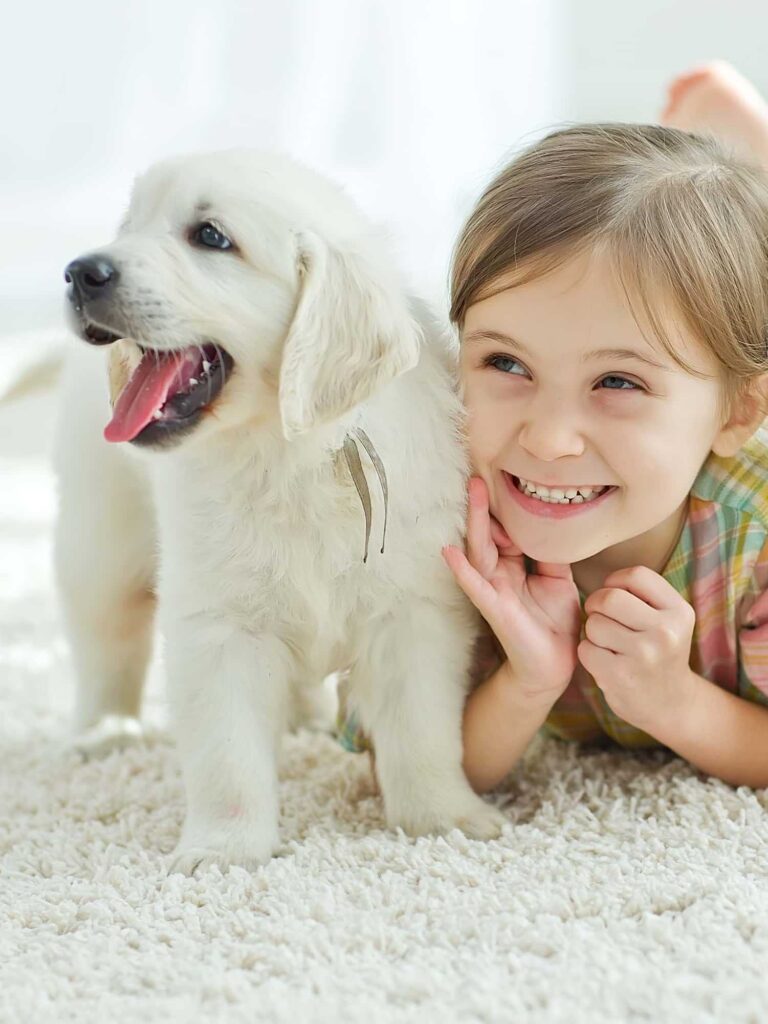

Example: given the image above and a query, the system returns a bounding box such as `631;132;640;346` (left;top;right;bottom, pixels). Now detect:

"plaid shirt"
337;425;768;753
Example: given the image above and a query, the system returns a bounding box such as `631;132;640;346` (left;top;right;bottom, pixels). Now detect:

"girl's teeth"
516;477;607;504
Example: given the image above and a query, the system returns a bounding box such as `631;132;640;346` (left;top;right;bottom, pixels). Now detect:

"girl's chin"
496;523;604;566
522;545;596;566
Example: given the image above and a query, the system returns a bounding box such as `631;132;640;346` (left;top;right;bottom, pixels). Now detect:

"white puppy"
54;150;506;873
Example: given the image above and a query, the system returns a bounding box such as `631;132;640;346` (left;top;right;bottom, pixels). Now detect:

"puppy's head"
65;150;422;450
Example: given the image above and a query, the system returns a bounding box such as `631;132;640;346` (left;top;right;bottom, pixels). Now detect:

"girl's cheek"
594;390;654;420
468;399;512;444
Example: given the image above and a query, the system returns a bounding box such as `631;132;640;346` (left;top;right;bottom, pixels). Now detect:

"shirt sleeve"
334;673;371;753
738;541;768;706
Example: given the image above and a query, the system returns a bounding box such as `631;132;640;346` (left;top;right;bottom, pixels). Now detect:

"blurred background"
2;0;768;372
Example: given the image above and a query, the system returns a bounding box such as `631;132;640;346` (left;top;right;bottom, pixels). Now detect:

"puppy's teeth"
153;410;162;420
202;360;211;373
189;377;198;386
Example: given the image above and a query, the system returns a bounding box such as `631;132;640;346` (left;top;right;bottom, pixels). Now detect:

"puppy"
54;150;506;873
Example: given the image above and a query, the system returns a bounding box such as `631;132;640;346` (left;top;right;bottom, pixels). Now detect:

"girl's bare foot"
661;60;768;168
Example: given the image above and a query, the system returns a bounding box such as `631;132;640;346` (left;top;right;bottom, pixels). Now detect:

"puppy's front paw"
389;792;507;841
451;800;508;840
168;825;280;876
73;715;145;759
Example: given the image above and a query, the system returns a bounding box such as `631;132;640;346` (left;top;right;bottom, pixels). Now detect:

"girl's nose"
517;405;586;461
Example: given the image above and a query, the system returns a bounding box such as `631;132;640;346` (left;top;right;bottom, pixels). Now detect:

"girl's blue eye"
599;375;641;391
485;354;528;377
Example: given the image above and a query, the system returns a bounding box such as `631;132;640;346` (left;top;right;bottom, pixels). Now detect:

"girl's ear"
712;374;768;456
278;230;422;440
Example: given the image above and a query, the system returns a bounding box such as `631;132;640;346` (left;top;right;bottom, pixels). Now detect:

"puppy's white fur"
54;151;505;873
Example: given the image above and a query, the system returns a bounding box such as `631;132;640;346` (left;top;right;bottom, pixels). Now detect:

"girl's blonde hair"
450;124;768;395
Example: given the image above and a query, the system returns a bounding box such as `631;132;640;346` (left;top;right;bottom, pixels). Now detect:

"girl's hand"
442;476;581;705
579;566;697;735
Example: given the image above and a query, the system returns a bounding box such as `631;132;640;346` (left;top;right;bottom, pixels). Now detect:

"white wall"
563;0;768;122
3;0;768;340
0;0;563;334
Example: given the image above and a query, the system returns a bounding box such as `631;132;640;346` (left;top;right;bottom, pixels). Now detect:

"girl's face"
460;250;736;570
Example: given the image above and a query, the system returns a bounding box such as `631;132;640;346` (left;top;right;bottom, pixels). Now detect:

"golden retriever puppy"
54;150;505;874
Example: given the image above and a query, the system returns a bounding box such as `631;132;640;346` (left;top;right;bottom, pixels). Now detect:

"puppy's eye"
191;222;233;251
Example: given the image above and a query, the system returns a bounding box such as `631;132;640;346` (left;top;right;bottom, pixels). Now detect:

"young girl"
442;112;768;793
341;65;768;797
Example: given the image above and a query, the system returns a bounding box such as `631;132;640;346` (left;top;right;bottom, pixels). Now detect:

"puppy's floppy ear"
279;230;422;439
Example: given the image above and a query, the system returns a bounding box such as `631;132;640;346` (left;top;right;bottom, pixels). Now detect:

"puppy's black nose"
64;256;119;309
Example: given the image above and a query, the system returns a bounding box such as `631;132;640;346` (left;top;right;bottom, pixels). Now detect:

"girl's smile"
503;471;616;518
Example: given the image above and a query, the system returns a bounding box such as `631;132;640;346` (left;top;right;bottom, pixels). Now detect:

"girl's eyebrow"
463;329;669;371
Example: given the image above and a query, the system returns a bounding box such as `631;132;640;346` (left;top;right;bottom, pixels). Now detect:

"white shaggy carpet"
3;386;768;1024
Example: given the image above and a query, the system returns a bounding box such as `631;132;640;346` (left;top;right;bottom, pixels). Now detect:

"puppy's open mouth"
105;342;234;446
84;323;123;345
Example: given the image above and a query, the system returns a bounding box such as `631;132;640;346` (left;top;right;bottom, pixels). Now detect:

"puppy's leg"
352;602;507;840
165;623;292;875
53;351;156;753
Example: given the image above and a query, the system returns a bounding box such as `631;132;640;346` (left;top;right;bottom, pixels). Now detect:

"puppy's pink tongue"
104;349;202;443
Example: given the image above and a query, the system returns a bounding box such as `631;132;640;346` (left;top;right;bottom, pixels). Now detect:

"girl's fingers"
583;586;656;631
489;513;518;552
442;543;528;645
465;477;498;578
583;611;635;654
441;543;499;620
601;566;680;611
534;559;575;583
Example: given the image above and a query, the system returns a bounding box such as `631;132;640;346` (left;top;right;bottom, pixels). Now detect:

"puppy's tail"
0;330;65;404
